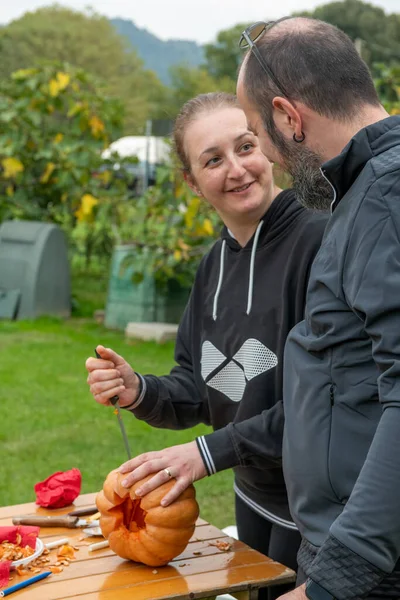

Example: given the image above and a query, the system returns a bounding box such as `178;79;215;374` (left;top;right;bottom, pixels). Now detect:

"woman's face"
184;107;275;224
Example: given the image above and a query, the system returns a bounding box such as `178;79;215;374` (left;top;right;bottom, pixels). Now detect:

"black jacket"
129;189;327;524
283;115;400;597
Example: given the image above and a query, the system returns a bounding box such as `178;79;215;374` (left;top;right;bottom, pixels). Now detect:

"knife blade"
68;506;98;517
95;349;132;460
12;515;99;528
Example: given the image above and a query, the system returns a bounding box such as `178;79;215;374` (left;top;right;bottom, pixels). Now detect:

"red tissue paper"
0;525;39;588
34;468;82;508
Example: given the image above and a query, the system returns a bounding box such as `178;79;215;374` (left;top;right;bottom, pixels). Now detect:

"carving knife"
12;515;99;528
95;349;131;460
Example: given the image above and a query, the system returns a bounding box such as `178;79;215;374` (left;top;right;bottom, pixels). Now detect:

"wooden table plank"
12;559;293;599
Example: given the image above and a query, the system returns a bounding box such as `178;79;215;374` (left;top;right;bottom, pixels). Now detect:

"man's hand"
277;583;307;599
118;441;208;505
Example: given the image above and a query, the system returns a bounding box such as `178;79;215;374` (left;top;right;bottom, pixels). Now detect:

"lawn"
0;316;234;528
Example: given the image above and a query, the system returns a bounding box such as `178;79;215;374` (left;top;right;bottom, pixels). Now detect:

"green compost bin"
0;220;71;320
104;245;190;330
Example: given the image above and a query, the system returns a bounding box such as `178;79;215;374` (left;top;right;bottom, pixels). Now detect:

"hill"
111;18;204;84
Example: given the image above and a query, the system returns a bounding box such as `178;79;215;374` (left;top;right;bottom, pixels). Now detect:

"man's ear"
272;96;304;139
183;171;203;197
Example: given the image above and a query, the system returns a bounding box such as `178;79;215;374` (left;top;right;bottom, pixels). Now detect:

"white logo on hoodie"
201;339;278;402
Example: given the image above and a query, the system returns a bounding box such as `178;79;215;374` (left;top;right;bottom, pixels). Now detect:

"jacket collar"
321;115;400;213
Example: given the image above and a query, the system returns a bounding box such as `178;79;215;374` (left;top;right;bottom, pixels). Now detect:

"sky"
0;0;398;44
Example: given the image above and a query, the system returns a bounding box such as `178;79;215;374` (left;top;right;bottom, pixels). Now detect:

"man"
237;16;400;600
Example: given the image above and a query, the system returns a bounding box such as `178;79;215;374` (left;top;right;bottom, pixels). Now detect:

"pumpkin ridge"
98;470;199;567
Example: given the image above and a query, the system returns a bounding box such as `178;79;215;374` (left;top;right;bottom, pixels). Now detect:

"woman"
86;93;328;599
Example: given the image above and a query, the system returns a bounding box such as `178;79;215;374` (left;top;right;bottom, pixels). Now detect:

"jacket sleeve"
126;291;211;430
308;180;400;598
196;403;283;475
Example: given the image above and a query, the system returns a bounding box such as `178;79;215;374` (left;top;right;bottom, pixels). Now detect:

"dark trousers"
236;495;301;600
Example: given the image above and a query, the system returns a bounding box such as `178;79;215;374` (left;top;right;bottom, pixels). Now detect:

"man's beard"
266;116;334;211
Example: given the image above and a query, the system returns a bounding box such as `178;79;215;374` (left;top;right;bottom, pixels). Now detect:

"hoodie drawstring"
212;240;226;321
246;220;263;315
212;220;264;321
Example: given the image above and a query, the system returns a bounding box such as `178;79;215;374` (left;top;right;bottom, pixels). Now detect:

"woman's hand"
85;345;140;408
118;441;208;506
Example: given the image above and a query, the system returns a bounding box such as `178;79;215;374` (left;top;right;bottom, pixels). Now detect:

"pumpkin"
96;469;199;566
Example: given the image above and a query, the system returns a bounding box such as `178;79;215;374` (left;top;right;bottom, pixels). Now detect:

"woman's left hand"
118;441;208;506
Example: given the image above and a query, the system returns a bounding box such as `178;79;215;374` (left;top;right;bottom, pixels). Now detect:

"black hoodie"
128;189;328;524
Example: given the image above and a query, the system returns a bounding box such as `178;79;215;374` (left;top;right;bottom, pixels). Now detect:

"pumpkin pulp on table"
96;470;199;566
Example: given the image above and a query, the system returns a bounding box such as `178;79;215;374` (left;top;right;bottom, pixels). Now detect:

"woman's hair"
173;92;240;173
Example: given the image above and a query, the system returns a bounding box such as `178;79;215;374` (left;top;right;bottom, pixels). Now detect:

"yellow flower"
89;115;105;138
54;133;64;144
173;249;182;261
2;157;24;179
75;194;99;222
49;72;71;97
202;218;214;236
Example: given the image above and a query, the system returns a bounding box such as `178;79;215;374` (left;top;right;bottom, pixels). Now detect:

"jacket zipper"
330;384;335;406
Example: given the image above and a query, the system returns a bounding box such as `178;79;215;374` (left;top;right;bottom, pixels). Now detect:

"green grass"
71;269;109;317
0;317;234;528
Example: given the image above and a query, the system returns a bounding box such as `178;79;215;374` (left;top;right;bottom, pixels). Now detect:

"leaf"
40;162;56;184
67;102;84;118
184;196;201;228
12;68;39;81
1;157;24;178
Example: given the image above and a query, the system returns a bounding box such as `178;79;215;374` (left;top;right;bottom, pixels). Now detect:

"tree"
203;23;250;81
118;162;220;289
374;64;400;114
0;6;166;133
297;0;400;67
162;65;235;120
0;63;134;267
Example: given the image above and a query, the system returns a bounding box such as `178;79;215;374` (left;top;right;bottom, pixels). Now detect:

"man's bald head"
240;16;380;124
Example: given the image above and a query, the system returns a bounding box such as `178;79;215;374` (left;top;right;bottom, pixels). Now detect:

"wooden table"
0;494;295;599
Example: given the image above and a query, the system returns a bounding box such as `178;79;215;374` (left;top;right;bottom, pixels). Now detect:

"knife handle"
68;506;98;517
12;515;79;528
95;349;119;404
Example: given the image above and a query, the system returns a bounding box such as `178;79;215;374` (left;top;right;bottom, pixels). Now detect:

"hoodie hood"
221;188;304;251
213;188;304;320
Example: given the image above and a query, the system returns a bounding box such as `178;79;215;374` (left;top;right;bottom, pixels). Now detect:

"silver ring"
163;468;172;478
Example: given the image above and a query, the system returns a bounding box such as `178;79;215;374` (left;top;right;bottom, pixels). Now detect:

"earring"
293;131;305;143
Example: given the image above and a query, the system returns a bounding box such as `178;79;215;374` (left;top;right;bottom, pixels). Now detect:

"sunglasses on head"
238;21;289;99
